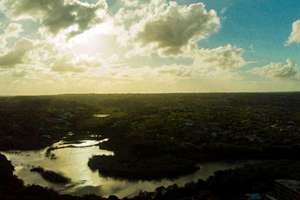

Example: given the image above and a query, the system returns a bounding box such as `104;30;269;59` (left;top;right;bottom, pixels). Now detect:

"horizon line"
1;91;300;97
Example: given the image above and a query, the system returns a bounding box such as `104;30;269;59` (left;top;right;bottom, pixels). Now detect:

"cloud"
51;54;101;73
4;0;107;37
0;38;33;68
159;65;193;78
0;36;101;74
4;23;23;37
193;45;247;70
32;42;103;73
116;1;220;55
287;20;300;45
136;2;220;55
0;0;250;92
134;45;247;80
252;59;298;79
0;22;24;48
120;0;140;7
116;53;194;68
52;58;86;73
0;38;7;49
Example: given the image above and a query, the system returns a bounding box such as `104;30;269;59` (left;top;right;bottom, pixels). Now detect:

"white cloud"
287;20;300;45
0;38;7;49
153;45;247;80
0;22;24;48
4;23;23;37
252;59;298;79
0;36;102;75
192;45;247;70
28;40;103;74
120;0;140;7
3;0;107;37
115;1;220;55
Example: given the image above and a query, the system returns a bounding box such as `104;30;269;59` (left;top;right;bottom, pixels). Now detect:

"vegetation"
1;93;300;179
88;155;198;180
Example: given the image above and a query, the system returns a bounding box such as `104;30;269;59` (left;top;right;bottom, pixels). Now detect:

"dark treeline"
30;167;71;184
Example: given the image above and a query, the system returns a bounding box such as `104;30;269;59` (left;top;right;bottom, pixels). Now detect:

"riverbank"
1;143;249;198
2;153;300;200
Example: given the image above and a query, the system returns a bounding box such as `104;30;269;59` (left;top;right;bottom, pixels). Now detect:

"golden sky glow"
0;0;300;95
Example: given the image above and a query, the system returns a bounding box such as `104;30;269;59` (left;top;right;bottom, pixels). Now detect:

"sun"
68;20;118;57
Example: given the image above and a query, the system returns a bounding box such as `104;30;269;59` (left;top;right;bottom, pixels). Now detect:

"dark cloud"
0;38;33;68
136;2;220;55
5;0;107;37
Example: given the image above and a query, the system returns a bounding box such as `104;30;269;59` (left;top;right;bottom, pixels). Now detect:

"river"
1;139;250;198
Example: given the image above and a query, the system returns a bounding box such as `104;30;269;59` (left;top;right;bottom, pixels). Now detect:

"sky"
0;0;300;95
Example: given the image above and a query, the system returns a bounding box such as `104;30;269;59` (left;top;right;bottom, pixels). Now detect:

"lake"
1;140;250;198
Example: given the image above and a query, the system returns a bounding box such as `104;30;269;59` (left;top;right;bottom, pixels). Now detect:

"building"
246;193;262;200
267;179;300;200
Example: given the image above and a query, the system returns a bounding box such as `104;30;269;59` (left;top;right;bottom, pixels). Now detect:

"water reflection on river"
2;140;248;198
